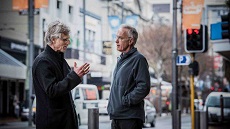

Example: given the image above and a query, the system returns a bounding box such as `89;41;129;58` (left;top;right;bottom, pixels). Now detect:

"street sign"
177;54;191;65
19;9;40;15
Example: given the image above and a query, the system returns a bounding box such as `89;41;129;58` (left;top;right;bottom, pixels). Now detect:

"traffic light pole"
189;53;195;129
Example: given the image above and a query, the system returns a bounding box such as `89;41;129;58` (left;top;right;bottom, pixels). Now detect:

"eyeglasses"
115;36;131;41
59;37;70;42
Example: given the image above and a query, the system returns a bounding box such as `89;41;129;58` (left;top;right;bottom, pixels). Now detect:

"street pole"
179;1;183;112
121;1;124;23
28;0;34;126
83;0;87;84
189;53;195;129
172;0;179;129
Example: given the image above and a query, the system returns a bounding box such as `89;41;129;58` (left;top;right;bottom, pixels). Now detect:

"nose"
115;38;119;43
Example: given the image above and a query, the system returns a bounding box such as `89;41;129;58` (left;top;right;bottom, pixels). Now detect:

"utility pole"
172;0;179;129
83;0;87;84
28;0;34;126
121;1;124;23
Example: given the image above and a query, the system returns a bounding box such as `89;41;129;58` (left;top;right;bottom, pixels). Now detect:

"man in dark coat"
32;21;90;129
107;24;150;129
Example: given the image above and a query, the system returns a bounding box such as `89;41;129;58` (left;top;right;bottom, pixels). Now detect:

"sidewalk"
0;117;35;129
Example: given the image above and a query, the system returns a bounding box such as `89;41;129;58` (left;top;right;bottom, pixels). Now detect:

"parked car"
144;99;157;127
20;95;36;122
71;84;100;125
20;107;29;121
203;92;230;123
98;99;108;115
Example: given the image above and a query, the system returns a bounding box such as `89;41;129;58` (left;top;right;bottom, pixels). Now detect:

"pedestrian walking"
32;21;90;129
107;24;150;129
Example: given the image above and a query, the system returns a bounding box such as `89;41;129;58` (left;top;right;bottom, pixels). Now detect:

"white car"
98;99;108;115
203;92;230;123
144;99;157;127
72;84;100;125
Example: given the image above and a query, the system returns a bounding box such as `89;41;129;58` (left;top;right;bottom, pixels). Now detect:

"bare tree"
137;24;172;81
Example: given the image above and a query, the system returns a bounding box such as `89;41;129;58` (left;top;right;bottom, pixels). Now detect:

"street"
1;113;230;129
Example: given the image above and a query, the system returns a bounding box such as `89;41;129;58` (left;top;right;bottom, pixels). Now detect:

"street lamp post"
172;0;179;129
28;0;34;126
83;0;87;84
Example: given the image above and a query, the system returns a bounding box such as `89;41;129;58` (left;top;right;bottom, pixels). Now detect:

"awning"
212;39;230;61
0;49;26;79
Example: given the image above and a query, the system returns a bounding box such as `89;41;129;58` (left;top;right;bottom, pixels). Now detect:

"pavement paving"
0;117;35;129
1;115;167;129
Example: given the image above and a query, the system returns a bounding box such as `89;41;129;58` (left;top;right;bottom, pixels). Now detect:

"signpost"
177;54;191;65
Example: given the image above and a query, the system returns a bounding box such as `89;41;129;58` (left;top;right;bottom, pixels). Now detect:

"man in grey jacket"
107;24;150;129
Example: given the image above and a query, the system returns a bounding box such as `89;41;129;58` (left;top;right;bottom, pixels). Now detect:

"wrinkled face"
50;33;70;52
115;28;133;53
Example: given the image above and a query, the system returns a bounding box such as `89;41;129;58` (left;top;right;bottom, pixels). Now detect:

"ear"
51;38;55;43
129;38;134;45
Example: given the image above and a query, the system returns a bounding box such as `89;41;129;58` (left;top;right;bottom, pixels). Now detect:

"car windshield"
207;96;230;108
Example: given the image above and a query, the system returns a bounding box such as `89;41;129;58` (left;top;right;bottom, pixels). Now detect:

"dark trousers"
111;119;143;129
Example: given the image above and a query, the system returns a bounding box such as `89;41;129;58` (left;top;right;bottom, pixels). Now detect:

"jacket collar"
120;47;137;59
45;45;64;61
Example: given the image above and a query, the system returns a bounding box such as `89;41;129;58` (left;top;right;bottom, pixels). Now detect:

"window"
69;5;73;14
68;5;73;22
207;96;220;107
74;89;80;99
57;0;62;9
152;4;170;13
207;96;230;108
224;97;230;108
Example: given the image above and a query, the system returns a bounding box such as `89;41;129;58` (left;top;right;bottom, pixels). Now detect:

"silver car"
144;99;157;127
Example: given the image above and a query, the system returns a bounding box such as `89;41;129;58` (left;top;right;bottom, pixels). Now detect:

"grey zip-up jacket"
107;47;150;122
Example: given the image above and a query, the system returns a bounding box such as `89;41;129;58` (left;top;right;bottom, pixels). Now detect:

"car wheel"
150;120;155;127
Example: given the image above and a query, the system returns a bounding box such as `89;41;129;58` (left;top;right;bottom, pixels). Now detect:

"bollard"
220;95;224;123
88;108;99;129
176;109;181;129
195;110;200;129
200;111;208;129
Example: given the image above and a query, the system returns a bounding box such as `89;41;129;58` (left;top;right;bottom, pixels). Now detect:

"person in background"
13;95;19;118
107;24;150;129
32;21;90;129
223;78;230;92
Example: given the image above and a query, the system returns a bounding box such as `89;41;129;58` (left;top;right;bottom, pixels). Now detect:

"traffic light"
185;25;208;53
188;60;199;76
211;13;230;40
221;13;230;39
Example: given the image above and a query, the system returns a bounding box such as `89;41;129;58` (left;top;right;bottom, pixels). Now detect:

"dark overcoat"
32;45;81;129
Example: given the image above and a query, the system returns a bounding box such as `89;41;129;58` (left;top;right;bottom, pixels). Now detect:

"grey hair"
44;21;70;44
120;24;138;44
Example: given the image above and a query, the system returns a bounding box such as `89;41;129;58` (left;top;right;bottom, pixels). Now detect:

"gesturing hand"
73;62;90;78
